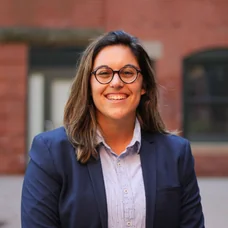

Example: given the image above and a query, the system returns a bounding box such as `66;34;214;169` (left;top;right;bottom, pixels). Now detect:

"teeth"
106;94;127;100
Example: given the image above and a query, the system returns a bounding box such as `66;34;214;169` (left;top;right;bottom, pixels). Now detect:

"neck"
98;115;136;155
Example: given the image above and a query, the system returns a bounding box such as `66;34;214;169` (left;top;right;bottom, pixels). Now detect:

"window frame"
183;48;228;142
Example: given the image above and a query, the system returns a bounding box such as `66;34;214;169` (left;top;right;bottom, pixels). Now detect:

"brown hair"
64;30;167;163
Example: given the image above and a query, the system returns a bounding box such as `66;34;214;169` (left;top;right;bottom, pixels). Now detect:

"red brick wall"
0;0;227;174
0;44;28;174
0;0;104;28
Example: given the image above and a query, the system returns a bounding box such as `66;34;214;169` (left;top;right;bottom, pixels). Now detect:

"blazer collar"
140;132;157;228
87;158;108;228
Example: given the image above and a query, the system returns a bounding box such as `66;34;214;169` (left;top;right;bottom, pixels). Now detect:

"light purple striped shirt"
97;119;146;228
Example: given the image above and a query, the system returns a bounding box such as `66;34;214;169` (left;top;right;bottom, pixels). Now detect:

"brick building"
0;0;227;175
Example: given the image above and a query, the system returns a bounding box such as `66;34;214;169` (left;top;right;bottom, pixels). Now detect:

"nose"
109;72;124;88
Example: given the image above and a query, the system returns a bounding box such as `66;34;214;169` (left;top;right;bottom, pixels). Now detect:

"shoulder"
29;127;75;178
142;131;193;168
31;126;74;159
144;132;195;184
155;133;192;163
35;126;69;145
32;126;76;155
158;133;189;151
143;131;190;152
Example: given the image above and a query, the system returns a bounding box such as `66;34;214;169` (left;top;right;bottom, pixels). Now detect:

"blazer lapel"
87;158;108;228
140;133;157;228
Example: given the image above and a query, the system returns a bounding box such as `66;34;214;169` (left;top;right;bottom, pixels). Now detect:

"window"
183;49;228;141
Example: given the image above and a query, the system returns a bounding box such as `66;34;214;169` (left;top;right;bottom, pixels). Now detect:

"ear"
141;88;146;95
141;79;146;95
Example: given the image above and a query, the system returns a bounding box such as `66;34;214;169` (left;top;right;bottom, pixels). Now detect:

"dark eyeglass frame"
91;64;142;84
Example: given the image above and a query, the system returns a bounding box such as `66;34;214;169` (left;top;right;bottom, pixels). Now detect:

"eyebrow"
93;64;140;71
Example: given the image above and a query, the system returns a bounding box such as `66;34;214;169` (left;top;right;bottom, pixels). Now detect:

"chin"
108;112;135;121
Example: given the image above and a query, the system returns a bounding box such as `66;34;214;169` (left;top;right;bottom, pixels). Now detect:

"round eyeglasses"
91;65;141;84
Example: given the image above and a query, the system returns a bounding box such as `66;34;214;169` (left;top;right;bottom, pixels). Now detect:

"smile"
105;94;128;100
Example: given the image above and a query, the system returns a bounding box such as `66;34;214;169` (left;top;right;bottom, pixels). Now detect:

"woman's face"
90;45;145;123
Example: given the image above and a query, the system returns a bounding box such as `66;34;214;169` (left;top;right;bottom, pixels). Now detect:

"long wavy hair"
64;30;167;163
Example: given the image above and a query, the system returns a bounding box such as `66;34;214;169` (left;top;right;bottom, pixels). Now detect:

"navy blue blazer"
21;127;204;228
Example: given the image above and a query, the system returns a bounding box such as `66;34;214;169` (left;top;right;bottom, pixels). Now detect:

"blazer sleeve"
21;135;62;228
179;140;205;228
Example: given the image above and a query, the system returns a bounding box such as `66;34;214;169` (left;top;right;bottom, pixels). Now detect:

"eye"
121;67;136;77
97;70;109;75
96;67;112;78
123;70;134;75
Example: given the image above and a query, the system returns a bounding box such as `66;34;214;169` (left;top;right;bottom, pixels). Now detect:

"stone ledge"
195;153;228;177
191;143;228;176
191;143;228;155
0;27;104;45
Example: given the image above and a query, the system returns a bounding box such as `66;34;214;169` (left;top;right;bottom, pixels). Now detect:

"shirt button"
124;189;128;193
127;221;132;226
117;162;121;166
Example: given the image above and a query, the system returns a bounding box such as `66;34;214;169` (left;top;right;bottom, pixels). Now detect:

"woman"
21;30;205;228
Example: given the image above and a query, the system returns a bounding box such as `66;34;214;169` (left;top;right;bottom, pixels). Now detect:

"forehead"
93;45;139;69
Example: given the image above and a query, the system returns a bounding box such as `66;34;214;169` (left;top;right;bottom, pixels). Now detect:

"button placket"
116;154;135;227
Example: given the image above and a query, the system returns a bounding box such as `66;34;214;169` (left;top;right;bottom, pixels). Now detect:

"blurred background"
0;0;227;227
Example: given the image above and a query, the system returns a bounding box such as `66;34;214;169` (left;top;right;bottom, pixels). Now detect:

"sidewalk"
199;178;228;227
0;176;228;227
0;176;22;228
